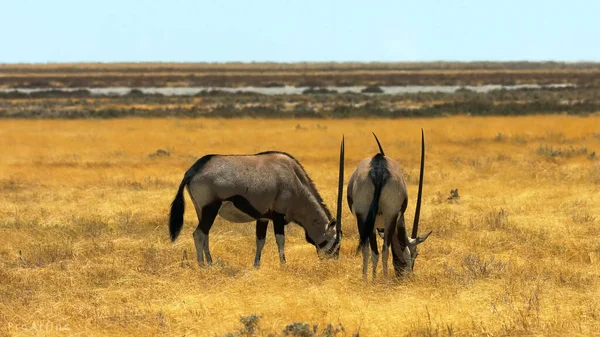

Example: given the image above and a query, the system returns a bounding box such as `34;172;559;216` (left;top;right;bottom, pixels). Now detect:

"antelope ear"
416;230;432;244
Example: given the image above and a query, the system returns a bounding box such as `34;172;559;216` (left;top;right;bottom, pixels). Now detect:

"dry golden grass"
1;116;599;336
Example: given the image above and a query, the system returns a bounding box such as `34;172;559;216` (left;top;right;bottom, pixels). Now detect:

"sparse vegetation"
216;315;351;337
1;116;599;336
3;83;600;119
360;85;383;94
461;253;508;279
536;144;591;159
302;87;338;95
2;61;600;88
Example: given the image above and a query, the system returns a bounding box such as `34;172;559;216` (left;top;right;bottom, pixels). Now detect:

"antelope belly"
218;201;257;223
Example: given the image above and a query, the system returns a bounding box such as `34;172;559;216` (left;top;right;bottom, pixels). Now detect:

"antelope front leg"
362;243;370;280
254;220;268;268
273;214;287;264
355;213;370;280
381;243;389;278
203;232;213;265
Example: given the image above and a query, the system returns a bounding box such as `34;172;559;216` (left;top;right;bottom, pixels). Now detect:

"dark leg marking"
369;232;379;254
254;220;268;267
382;213;398;278
273;212;287;264
193;201;221;266
355;213;369;280
370;232;379;279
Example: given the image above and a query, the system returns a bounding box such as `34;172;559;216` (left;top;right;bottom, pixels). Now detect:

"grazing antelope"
347;130;431;279
168;138;345;267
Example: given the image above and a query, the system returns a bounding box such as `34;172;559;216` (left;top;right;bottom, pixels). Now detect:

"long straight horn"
336;136;345;235
412;129;425;239
372;132;385;156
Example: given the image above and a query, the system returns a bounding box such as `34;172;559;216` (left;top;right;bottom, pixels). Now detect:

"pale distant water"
0;84;574;96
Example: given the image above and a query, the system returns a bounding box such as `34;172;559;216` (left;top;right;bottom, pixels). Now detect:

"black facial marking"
304;229;316;246
317;240;329;249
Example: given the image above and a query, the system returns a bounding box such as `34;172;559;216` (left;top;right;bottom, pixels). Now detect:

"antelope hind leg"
370;232;379;280
193;201;221;267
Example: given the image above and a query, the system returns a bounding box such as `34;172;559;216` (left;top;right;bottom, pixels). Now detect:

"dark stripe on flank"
224;195;262;220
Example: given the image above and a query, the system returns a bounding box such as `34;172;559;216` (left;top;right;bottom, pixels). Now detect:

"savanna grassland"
1;116;600;336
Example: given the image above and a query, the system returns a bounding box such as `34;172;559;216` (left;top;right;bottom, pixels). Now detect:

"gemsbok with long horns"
169;138;345;267
347;130;431;279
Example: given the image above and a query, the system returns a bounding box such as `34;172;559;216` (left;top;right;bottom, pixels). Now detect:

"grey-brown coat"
347;131;431;279
169;141;344;267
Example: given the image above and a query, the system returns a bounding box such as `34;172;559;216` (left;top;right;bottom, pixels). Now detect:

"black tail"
372;132;385;156
169;155;214;242
358;153;389;250
169;174;192;242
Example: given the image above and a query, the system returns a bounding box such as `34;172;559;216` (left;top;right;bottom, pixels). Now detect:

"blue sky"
2;0;599;63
